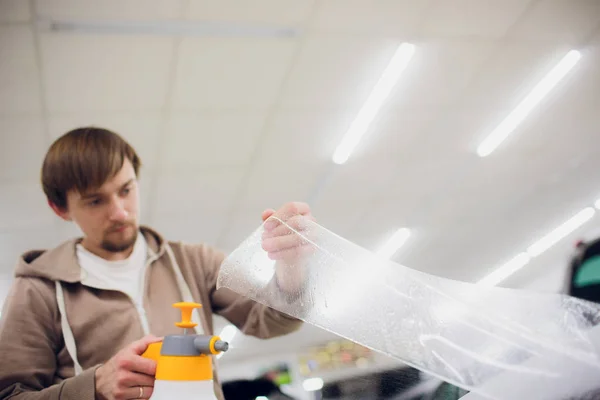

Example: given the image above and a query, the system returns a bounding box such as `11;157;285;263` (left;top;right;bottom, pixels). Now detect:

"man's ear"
48;200;72;221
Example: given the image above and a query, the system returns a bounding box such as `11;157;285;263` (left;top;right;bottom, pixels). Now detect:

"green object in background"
273;371;292;386
573;255;600;287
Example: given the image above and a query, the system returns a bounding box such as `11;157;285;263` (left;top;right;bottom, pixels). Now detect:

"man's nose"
109;198;128;221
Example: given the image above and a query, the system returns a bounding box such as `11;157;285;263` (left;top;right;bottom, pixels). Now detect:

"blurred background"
1;0;600;399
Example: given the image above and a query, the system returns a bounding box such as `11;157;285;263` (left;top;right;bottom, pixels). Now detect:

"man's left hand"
260;202;316;293
260;201;316;261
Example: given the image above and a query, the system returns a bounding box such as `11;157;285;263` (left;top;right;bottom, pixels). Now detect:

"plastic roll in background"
216;216;600;399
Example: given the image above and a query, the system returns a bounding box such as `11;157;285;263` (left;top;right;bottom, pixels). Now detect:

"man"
0;127;314;400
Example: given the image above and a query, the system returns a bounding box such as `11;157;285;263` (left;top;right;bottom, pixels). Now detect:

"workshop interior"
1;1;600;399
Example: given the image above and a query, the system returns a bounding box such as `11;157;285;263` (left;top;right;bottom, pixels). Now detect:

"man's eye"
121;187;131;196
88;199;101;207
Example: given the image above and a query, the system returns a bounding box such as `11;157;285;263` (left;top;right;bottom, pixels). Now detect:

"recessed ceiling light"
332;43;415;165
477;50;581;157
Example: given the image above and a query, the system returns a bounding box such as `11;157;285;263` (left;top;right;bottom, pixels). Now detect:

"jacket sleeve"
0;277;97;400
190;244;303;339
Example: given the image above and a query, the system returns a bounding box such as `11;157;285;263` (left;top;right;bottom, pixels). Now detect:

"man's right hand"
95;335;162;400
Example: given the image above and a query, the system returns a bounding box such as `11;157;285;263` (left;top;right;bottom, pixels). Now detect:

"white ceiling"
1;0;600;364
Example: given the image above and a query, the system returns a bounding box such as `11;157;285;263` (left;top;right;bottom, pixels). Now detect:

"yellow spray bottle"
142;302;228;399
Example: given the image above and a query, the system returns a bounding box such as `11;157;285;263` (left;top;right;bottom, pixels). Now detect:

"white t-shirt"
76;231;148;308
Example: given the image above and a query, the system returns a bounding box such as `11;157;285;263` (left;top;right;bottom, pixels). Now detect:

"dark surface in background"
222;377;294;400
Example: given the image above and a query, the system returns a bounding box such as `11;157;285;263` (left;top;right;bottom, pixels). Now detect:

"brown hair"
41;127;141;209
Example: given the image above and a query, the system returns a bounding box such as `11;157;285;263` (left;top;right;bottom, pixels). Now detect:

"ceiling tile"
0;183;55;231
151;209;229;247
0;0;30;22
232;111;349;210
351;108;442;162
257;111;350;163
138;175;154;225
0;221;86;277
173;37;296;110
313;159;397;218
278;37;403;110
422;0;531;38
460;41;575;110
549;48;600;113
216;206;266;253
40;34;173;112
507;0;600;44
151;167;245;219
0;117;47;183
0;225;62;267
309;0;429;35
238;159;322;211
162;112;267;171
0;26;41;114
46;112;164;171
35;0;184;20
385;41;497;109
186;0;316;26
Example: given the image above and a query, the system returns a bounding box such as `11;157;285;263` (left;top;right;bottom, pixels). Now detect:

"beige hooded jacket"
0;226;302;399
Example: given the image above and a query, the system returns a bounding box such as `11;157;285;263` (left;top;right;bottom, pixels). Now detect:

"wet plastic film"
216;217;600;399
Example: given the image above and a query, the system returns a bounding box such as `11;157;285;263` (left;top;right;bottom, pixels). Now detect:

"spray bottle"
142;302;229;399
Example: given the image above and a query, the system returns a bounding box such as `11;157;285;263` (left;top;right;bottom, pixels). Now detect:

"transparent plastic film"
216;216;600;399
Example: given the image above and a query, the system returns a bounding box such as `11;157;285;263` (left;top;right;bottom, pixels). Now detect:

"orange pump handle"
173;302;202;329
142;342;162;361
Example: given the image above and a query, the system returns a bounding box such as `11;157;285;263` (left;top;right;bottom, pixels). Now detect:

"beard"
101;224;138;253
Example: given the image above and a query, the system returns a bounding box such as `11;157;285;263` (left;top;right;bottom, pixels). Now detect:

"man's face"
58;159;140;258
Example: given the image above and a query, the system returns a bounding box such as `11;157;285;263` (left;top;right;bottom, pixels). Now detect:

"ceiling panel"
309;0;429;36
399;139;600;281
507;0;600;44
237;159;321;212
0;117;47;183
151;210;230;247
278;37;402;110
351;108;451;161
460;41;575;111
46;112;164;172
0;183;55;231
551;49;600;113
313;159;397;217
257;111;349;163
172;37;297;111
0;0;30;23
162;112;266;171
150;167;245;219
138;175;154;225
35;0;185;21
384;41;497;109
216;206;268;253
0;226;57;275
421;0;531;38
0;26;41;114
41;33;173;112
186;0;316;26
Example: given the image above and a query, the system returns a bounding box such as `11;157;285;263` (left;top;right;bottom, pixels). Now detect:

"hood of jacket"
13;225;167;282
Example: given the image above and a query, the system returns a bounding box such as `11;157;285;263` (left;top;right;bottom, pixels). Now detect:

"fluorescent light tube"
477;50;581;157
526;207;595;257
477;252;531;287
479;206;596;287
303;377;324;391
332;43;415;165
595;198;600;210
376;228;411;260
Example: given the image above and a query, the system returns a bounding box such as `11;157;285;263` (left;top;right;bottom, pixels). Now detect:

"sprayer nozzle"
214;340;229;352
